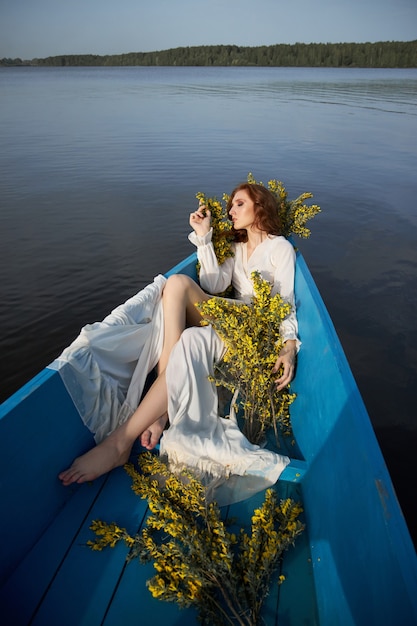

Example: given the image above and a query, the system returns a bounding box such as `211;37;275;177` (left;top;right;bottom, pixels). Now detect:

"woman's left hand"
272;340;297;391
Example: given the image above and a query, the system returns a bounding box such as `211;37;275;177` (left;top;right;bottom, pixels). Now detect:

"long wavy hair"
225;183;282;243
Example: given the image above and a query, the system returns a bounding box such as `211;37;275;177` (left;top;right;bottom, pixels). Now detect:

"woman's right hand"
189;204;211;237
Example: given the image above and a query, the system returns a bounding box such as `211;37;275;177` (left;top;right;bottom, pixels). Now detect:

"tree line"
2;41;416;68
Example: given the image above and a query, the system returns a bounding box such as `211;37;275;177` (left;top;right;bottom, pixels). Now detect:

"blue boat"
1;250;416;626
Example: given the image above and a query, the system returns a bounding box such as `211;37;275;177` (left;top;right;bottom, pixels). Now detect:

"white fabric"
188;229;300;348
161;325;290;505
49;234;298;504
49;275;167;442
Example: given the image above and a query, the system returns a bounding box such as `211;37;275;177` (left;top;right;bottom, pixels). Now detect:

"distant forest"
2;41;416;68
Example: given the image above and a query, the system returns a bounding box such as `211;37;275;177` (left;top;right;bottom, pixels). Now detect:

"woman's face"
229;189;257;231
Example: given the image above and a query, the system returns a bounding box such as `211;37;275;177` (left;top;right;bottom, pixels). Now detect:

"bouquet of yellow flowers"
198;271;296;445
88;453;305;626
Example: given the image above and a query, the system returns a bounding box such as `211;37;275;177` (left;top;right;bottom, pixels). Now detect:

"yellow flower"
196;174;319;274
86;172;316;623
197;270;296;444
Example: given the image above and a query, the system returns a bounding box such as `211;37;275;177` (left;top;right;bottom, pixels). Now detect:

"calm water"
1;66;416;541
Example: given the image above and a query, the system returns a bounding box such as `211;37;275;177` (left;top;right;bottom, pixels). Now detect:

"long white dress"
159;230;298;504
50;230;298;504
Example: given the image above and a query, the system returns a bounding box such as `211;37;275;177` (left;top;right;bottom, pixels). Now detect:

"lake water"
1;66;416;543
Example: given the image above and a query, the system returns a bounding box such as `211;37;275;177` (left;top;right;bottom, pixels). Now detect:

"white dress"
50;275;167;443
159;230;298;505
187;228;299;343
50;231;298;504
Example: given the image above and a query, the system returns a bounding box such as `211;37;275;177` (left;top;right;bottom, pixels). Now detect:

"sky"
1;0;416;60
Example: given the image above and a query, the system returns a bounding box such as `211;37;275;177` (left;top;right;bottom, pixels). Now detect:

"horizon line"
3;39;416;62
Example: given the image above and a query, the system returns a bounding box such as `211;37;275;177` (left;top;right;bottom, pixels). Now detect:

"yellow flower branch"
197;271;296;445
195;173;321;269
88;453;305;626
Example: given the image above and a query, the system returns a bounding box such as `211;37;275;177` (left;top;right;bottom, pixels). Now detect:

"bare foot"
140;414;168;450
58;436;131;486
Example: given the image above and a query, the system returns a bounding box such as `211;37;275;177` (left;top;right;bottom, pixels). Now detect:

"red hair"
226;183;282;242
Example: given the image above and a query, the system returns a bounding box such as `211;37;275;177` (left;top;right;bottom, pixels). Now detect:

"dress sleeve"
271;241;301;351
188;229;234;295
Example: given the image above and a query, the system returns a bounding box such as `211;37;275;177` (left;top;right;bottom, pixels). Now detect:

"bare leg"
158;274;209;372
59;371;169;485
139;274;209;448
59;275;210;480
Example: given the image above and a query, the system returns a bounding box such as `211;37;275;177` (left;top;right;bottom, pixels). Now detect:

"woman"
59;183;298;494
